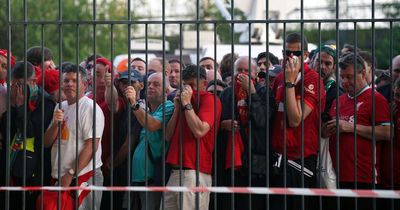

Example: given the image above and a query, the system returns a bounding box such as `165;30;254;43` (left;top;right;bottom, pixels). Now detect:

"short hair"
234;56;257;75
256;52;279;65
86;54;103;63
341;44;361;53
285;32;308;51
168;59;185;68
339;52;366;73
132;57;146;64
12;61;35;80
359;51;377;68
182;64;207;81
26;46;54;66
219;53;239;75
147;72;170;90
207;79;227;89
61;62;87;81
200;57;214;63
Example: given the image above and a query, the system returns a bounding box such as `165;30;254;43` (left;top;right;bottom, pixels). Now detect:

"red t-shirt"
329;87;391;184
271;64;326;160
380;100;400;188
166;91;222;174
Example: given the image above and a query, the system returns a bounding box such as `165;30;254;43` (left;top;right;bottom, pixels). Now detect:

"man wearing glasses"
270;33;326;210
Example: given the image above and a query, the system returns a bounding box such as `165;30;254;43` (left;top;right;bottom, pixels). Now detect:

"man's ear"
139;82;144;90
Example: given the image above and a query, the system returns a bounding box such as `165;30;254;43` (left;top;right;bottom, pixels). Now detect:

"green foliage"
302;27;400;69
0;0;141;64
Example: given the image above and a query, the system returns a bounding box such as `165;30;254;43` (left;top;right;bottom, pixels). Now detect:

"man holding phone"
271;33;326;210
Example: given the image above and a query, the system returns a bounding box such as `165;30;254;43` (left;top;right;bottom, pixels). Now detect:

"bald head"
234;56;257;78
392;55;400;81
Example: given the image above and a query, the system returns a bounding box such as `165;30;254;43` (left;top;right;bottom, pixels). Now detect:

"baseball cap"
119;68;143;83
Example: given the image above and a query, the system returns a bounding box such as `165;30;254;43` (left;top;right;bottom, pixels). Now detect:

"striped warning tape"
0;186;399;199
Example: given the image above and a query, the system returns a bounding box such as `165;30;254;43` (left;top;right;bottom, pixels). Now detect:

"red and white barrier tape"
0;186;399;199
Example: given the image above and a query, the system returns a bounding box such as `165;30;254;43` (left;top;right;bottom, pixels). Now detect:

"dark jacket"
0;87;55;185
216;84;276;178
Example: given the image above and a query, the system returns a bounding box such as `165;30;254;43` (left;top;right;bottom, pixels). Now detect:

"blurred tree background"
0;0;142;64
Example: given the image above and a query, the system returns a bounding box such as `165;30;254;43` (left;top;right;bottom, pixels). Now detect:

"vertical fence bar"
370;2;377;210
317;21;322;210
335;1;341;209
282;22;287;210
265;1;271;209
39;23;45;210
389;21;394;210
230;1;235;209
161;1;167;209
144;23;149;210
5;0;12;209
299;0;306;209
353;22;358;210
109;23;114;210
212;21;217;210
178;22;184;210
126;1;133;210
22;0;28;208
74;23;80;210
196;1;200;209
247;23;252;210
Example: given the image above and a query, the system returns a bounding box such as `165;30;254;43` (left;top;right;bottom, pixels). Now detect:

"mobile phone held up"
321;112;332;123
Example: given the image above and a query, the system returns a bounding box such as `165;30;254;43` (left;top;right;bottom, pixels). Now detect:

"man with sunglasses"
270;33;326;210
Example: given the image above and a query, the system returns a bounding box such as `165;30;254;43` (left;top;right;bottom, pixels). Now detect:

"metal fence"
1;0;400;210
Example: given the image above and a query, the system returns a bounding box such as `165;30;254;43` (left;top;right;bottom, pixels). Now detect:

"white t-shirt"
50;96;104;178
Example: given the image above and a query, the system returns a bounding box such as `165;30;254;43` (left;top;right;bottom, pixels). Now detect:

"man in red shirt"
271;33;326;210
165;65;222;210
322;52;391;210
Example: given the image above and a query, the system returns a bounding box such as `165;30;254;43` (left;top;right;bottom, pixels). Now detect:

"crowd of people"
0;32;399;210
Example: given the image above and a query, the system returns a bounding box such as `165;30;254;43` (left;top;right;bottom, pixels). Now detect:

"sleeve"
374;93;391;125
81;102;105;141
198;94;215;128
152;101;174;123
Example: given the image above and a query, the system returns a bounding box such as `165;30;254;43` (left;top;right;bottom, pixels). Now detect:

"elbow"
193;131;206;139
288;120;301;128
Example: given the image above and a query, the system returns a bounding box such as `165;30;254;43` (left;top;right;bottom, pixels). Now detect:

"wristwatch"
285;82;295;88
68;168;75;176
183;103;193;111
131;102;140;111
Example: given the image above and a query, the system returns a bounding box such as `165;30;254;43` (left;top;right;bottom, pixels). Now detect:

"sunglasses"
285;50;302;57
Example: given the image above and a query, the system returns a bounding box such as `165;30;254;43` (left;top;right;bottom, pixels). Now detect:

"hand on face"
236;73;256;94
11;82;25;107
285;56;301;83
104;72;113;88
180;84;193;105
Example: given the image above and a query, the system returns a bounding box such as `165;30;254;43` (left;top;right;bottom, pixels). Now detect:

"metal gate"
1;0;400;210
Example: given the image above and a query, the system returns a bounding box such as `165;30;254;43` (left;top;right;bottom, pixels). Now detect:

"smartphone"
321;112;332;123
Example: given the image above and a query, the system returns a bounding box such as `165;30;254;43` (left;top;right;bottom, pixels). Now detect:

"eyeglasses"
285;50;302;57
